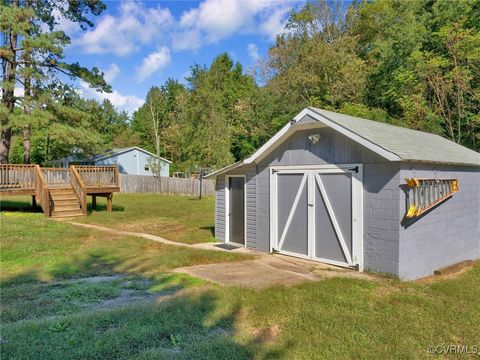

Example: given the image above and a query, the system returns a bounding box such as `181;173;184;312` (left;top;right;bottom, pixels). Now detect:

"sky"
57;0;303;114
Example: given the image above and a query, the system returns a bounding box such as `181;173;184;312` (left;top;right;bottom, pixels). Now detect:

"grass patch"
2;266;479;359
1;194;216;244
0;210;248;284
82;194;216;244
1;195;479;359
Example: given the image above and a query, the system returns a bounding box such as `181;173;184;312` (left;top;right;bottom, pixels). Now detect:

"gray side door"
228;177;245;245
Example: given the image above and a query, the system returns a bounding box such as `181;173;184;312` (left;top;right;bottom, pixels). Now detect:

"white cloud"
103;63;120;83
79;81;144;115
247;43;260;61
73;0;296;55
77;1;174;56
260;5;293;41
172;0;296;50
136;47;171;82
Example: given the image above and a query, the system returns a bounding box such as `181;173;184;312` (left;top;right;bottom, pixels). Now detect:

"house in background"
52;146;171;177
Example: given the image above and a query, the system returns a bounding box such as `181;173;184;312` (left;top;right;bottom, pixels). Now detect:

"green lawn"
1;196;479;359
83;194;217;244
0;194;217;244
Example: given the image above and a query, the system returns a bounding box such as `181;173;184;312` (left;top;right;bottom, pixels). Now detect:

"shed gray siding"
397;164;480;280
255;127;402;274
214;165;257;248
215;176;225;241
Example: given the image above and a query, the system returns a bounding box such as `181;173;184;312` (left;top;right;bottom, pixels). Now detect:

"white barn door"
270;165;363;269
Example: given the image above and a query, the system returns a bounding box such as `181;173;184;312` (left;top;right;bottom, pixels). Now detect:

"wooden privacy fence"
119;174;215;196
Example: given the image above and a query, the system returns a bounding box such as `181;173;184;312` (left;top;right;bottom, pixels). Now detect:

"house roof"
95;146;172;163
205;107;480;178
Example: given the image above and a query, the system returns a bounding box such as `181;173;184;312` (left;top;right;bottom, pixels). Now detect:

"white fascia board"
205;107;402;178
244;123;292;164
203;161;244;179
246;108;401;164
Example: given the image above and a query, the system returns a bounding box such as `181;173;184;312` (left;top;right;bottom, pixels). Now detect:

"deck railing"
75;165;119;188
0;164;36;189
1;164;119;217
34;165;50;217
42;167;71;187
70;165;87;215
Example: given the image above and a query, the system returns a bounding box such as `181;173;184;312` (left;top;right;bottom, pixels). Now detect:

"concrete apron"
174;254;373;289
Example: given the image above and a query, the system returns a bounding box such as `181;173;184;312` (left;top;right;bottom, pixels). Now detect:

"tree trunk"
45;131;50;166
0;0;19;163
23;125;31;164
0;128;12;163
156;135;162;190
23;0;32;164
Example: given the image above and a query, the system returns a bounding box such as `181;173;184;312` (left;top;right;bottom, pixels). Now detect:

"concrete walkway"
173;256;318;289
65;221;374;288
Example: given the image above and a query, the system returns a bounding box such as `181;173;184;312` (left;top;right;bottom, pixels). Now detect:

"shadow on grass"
200;226;215;237
86;203;125;214
1;250;291;359
0;198;43;213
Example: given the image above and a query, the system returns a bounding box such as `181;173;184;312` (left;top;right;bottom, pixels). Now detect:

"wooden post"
92;195;97;210
31;195;36;206
199;168;203;199
107;193;113;212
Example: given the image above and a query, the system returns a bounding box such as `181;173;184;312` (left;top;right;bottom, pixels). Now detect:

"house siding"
398;164;480;280
96;149;169;176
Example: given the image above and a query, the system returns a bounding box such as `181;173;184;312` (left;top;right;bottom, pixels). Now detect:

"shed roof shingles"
309;107;480;166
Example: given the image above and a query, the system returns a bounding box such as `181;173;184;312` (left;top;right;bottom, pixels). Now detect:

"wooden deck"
0;164;120;218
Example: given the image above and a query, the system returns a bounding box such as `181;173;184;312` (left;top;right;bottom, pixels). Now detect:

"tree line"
2;0;479;172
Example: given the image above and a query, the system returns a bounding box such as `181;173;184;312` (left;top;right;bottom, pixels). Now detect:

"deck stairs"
49;186;84;218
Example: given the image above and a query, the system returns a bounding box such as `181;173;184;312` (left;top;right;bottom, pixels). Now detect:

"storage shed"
205;107;480;280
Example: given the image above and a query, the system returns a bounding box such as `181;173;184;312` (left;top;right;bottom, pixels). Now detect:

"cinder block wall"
362;163;401;276
398;164;480;279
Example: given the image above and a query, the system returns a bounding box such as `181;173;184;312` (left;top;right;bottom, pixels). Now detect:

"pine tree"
0;0;110;163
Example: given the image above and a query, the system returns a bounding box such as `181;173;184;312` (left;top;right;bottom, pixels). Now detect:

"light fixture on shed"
308;134;320;144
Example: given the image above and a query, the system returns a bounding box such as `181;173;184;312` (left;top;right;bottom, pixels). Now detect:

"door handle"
308;203;314;207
